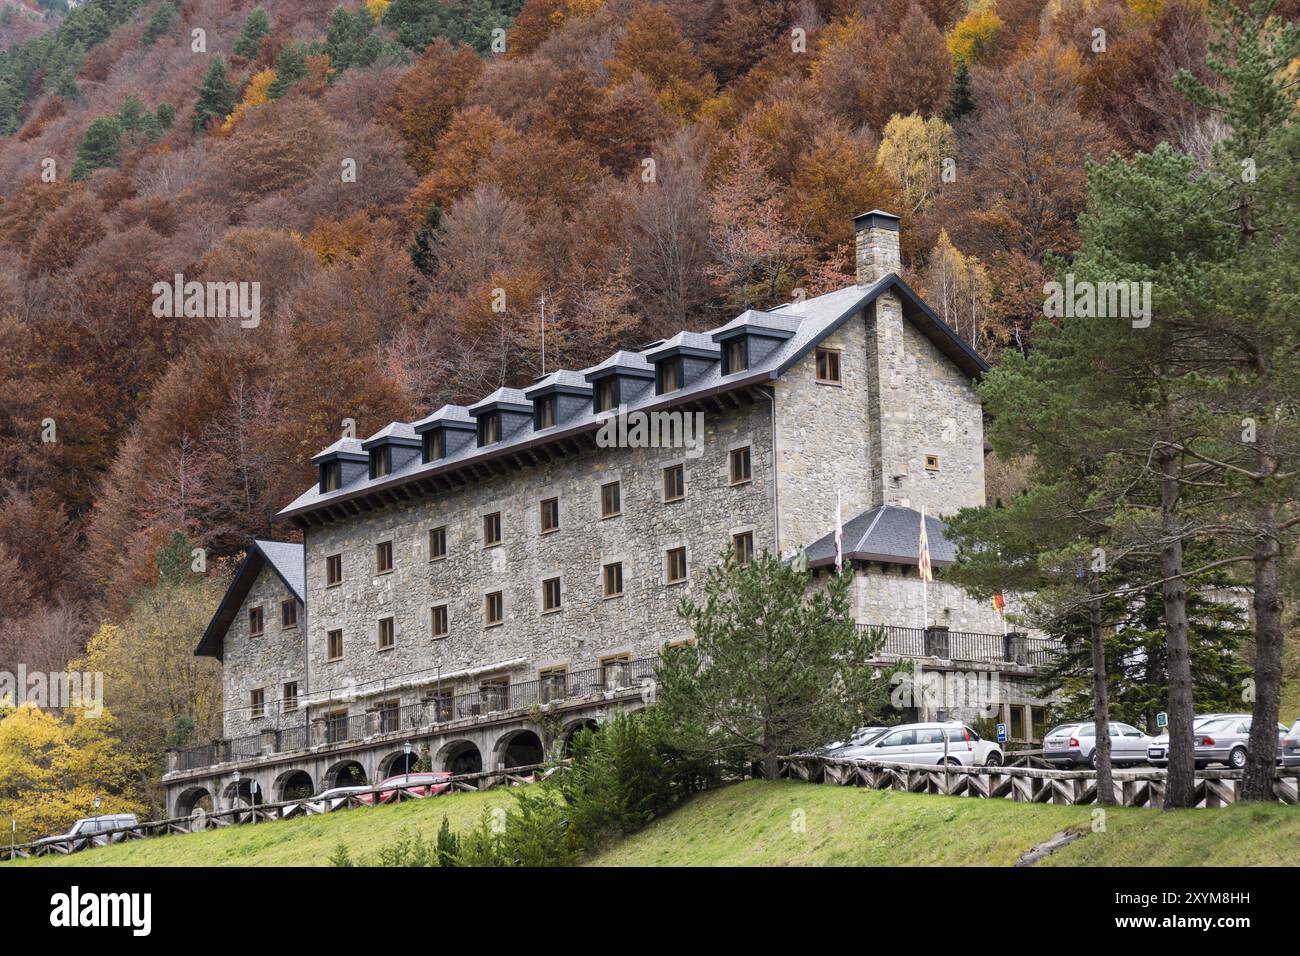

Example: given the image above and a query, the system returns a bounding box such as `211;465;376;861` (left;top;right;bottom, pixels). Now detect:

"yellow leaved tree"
221;68;277;133
877;113;957;216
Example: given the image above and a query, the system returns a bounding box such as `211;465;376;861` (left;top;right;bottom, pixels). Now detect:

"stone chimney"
854;209;901;285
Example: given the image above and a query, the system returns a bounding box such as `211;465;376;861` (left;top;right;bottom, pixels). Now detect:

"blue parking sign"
996;722;1007;743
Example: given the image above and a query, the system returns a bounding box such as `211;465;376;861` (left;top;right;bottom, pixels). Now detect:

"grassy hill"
9;779;1297;868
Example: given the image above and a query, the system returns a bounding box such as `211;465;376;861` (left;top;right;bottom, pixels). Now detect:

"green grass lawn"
9;778;1297;867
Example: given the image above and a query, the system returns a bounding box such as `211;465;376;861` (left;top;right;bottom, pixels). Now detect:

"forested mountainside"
0;0;1294;665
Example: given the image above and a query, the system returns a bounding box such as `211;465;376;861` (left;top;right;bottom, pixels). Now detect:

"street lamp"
232;770;241;814
93;796;102;814
403;740;413;773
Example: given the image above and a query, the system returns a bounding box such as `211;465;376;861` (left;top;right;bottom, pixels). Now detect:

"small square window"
663;464;685;502
542;576;562;612
722;338;747;375
431;604;449;639
729;446;752;485
327;629;344;661
281;599;298;628
485;591;504;626
248;605;264;637
603;561;624;598
483;511;502;547
600;481;621;518
815;347;842;384
925;454;941;471
666;546;688;584
378;616;395;650
326;554;342;587
283;681;299;713
540;497;559;534
733;531;754;566
376;540;393;574
535;395;556;430
250;688;265;719
429;526;447;560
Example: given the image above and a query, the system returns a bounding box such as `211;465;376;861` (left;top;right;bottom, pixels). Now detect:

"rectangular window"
601;654;632;690
423;429;444;462
325;709;348;744
925;454;940;471
733;531;754;566
378;616;395;650
603;561;624;598
600;481;621;518
535;395;556;430
479;413;501;446
540;497;559;534
369;447;391;479
378;699;400;734
722;338;747;375
283;681;299;713
248;605;264;637
431;604;449;639
483;511;502;547
320;461;341;492
376;540;393;574
250;688;265;719
281;599;298;628
540;667;568;704
729;446;752;485
666;546;688;584
485;591;504;626
428;526;447;560
594;378;616;413
542;576;562;612
657;358;682;394
327;629;344;661
815;347;842;384
663;464;685;502
326;554;342;587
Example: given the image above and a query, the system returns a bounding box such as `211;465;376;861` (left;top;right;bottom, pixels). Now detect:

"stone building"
164;212;1057;816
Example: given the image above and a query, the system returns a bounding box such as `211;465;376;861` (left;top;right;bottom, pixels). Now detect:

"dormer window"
369;447;391;479
478;413;501;447
594;379;616;414
535;395;556;430
722;338;747;375
423;429;444;463
656;358;683;395
320;461;341;492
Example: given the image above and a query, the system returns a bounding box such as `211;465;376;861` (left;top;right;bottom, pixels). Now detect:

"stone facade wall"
868;294;985;517
298;400;776;723
854;565;1033;636
222;566;305;740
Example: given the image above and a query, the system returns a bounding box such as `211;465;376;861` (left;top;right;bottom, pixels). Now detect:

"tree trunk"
1088;577;1115;805
1160;446;1195;809
1243;500;1283;801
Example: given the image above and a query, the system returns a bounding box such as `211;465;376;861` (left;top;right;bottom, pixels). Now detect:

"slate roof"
279;275;989;522
413;404;475;431
804;505;957;569
195;540;304;660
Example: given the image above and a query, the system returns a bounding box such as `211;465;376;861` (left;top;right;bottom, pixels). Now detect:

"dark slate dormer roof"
524;369;592;398
643;330;720;361
584;350;655;380
412;404;476;434
711;308;801;341
469;387;532;415
311;437;367;464
360;421;420;450
804;505;956;570
195;540;304;661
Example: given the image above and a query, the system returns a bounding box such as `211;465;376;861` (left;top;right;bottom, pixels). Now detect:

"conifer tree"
234;7;272;59
192;54;237;132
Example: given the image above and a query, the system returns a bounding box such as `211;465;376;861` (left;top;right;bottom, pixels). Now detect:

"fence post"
1003;631;1027;665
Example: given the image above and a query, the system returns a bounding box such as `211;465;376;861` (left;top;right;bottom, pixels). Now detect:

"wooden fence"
1;762;546;862
778;754;1300;809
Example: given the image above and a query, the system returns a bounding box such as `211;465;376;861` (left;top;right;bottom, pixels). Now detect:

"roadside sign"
996;722;1007;743
1156;712;1168;729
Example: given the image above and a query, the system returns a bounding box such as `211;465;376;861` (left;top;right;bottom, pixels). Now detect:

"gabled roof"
644;330;720;361
311;437;366;464
711;308;801;340
413;404;476;433
805;504;956;569
195;540;304;661
584;349;655;378
469;387;532;414
361;421;419;449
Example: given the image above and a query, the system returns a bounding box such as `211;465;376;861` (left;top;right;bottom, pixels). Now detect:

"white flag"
834;489;843;573
918;505;933;583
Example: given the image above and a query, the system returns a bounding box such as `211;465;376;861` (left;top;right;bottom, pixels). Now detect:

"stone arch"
379;748;418;780
495;728;545;769
221;778;263;807
562;718;601;756
438;739;483;775
174;785;212;818
326;759;368;789
275;769;314;802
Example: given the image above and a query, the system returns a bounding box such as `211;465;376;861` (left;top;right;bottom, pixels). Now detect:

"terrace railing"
857;624;1061;667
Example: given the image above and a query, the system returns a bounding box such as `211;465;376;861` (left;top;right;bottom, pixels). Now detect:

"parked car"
820;726;888;757
1146;715;1224;767
358;772;452;805
1282;720;1300;769
301;785;370;814
850;721;1004;767
1043;721;1153;768
1191;715;1288;769
35;813;140;848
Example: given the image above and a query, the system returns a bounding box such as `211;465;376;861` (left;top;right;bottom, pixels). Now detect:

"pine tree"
71;114;123;180
192;55;237;133
408;204;441;276
141;0;177;46
945;59;975;122
267;42;311;98
233;7;273;59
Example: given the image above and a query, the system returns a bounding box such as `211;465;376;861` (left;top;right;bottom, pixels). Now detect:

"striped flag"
918;505;933;583
834;489;843;573
992;592;1005;615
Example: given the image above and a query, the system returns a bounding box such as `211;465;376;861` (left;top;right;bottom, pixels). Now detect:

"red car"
358;772;452;805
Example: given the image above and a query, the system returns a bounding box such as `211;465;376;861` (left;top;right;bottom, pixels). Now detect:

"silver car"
1282;720;1300;769
1043;721;1153;768
1147;715;1225;767
1192;715;1288;769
